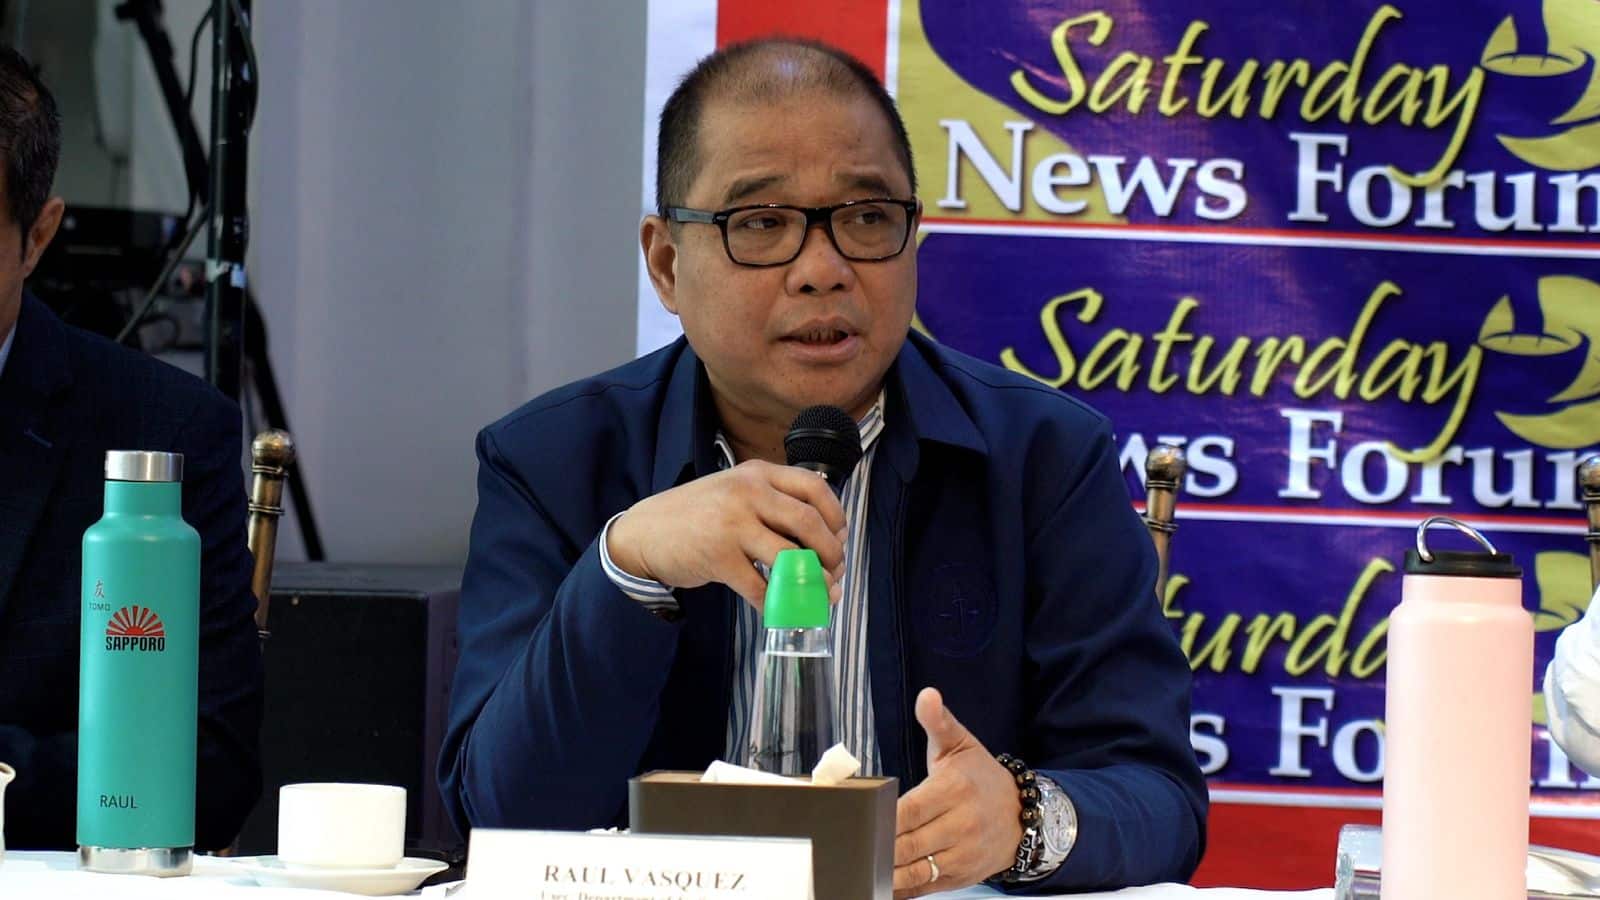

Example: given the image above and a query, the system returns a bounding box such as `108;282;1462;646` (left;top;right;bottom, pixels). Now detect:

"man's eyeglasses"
665;198;920;267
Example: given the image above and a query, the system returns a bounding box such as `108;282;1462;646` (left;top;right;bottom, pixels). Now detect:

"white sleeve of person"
1545;584;1600;777
598;511;678;612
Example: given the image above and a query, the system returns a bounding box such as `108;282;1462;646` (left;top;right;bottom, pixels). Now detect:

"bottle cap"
1404;515;1521;578
105;450;184;483
763;549;830;629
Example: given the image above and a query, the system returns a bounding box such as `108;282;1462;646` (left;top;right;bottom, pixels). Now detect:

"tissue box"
629;771;897;900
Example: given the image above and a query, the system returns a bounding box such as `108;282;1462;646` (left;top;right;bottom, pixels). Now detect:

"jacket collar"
0;293;73;617
0;293;74;430
648;331;988;493
650;339;724;494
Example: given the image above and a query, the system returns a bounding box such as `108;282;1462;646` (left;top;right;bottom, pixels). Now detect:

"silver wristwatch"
1019;774;1078;880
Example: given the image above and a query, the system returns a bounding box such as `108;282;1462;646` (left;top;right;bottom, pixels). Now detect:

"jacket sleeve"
176;394;265;850
438;428;684;837
1545;586;1600;776
1006;419;1207;893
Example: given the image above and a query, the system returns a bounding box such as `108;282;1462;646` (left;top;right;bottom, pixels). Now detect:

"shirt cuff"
598;510;679;613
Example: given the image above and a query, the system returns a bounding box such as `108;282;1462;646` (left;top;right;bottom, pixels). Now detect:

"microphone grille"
785;405;864;474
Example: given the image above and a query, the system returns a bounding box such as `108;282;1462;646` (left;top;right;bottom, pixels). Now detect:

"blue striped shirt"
599;395;886;775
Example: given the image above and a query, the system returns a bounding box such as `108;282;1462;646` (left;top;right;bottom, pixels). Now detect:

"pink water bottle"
1382;516;1531;900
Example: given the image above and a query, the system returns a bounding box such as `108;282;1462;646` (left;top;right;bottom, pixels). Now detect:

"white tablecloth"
0;851;1331;899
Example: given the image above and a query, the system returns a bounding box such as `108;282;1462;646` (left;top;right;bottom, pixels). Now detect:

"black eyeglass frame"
664;198;922;267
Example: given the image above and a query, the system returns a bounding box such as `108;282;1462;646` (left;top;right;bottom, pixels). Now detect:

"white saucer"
232;856;449;896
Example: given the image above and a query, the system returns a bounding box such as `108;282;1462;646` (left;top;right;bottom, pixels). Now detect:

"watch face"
1039;783;1074;857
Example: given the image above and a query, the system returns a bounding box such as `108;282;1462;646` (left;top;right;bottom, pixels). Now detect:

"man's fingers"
893;808;962;866
764;464;848;534
891;855;941;896
755;490;845;574
895;774;951;837
717;546;772;610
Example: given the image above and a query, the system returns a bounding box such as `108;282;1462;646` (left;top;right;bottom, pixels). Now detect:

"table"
0;852;1331;899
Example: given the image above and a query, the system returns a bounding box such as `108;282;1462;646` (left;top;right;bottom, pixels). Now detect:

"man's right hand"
606;460;847;609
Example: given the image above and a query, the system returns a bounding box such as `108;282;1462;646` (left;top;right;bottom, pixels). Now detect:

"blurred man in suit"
442;39;1204;895
0;46;262;850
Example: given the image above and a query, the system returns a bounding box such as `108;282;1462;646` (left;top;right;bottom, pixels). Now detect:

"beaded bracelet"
993;753;1043;881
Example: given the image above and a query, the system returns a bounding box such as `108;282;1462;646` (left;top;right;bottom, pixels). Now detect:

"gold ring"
926;854;940;884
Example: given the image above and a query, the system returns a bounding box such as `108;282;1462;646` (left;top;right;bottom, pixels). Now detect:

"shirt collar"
649;332;989;492
713;390;887;470
0;321;14;381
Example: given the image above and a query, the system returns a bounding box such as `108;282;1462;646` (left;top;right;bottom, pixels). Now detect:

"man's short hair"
0;45;60;244
655;38;916;217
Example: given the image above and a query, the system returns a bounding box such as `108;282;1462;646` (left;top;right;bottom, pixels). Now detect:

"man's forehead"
714;170;898;206
688;94;907;203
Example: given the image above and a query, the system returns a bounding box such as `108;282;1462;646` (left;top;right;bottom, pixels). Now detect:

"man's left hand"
893;687;1024;897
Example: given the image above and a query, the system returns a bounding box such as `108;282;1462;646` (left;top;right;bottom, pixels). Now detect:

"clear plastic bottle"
747;549;835;775
1382;517;1531;900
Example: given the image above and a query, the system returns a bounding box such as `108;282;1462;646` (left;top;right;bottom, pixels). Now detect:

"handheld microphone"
785;405;863;496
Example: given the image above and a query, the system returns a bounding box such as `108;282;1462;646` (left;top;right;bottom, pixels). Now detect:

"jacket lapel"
865;335;992;785
0;294;73;616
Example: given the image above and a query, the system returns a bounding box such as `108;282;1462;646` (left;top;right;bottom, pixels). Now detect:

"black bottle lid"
1404;516;1520;578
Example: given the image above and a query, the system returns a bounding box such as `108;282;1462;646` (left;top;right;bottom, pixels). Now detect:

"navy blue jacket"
441;333;1206;891
0;294;263;849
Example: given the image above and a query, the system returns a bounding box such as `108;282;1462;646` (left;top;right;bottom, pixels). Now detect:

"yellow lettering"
1303;6;1401;121
1302;62;1351;121
1259;59;1311;118
1249;335;1307;396
1283;559;1384;676
1088;52;1154;113
1187;336;1250;394
999;288;1100;388
1183;612;1241;672
1079;329;1144;390
1352;618;1389;678
1358;339;1422;400
1362;65;1424;124
1197;58;1260;118
1148;298;1198;392
1014;4;1482;187
1159;22;1209;116
1010;12;1110;115
1165;561;1392;679
1294;281;1397;397
1242;613;1297;673
1390;343;1482;461
1394;65;1483;186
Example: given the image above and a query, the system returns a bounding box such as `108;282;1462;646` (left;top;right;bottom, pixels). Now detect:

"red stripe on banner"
1193;800;1600;888
1125;501;1588;533
715;1;888;80
920;216;1600;254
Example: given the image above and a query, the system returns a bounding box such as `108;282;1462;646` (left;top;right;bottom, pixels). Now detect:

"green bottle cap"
763;549;831;629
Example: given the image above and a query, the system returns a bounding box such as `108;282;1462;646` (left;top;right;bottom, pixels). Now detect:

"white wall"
246;1;646;564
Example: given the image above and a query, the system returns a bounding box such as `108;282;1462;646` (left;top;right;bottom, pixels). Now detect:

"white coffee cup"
277;783;406;869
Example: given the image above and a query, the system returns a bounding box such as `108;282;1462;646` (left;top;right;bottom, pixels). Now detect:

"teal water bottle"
78;451;198;876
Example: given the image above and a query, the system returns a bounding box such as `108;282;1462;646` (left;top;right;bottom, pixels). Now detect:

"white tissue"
700;760;801;785
698;745;861;786
810;745;861;786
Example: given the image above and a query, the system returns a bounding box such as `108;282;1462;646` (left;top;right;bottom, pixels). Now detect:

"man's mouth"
786;328;852;345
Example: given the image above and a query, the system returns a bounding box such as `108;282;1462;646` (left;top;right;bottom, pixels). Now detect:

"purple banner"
898;0;1600;795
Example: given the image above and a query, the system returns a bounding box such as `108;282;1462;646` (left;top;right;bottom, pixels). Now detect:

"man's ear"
640;214;681;315
21;196;64;276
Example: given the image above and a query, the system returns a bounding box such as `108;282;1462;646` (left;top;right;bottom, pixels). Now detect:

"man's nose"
788;223;855;295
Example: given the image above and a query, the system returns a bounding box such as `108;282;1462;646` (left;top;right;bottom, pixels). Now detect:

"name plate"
465;828;813;900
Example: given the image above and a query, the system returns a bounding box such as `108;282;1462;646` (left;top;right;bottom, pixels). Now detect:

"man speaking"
440;39;1205;894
